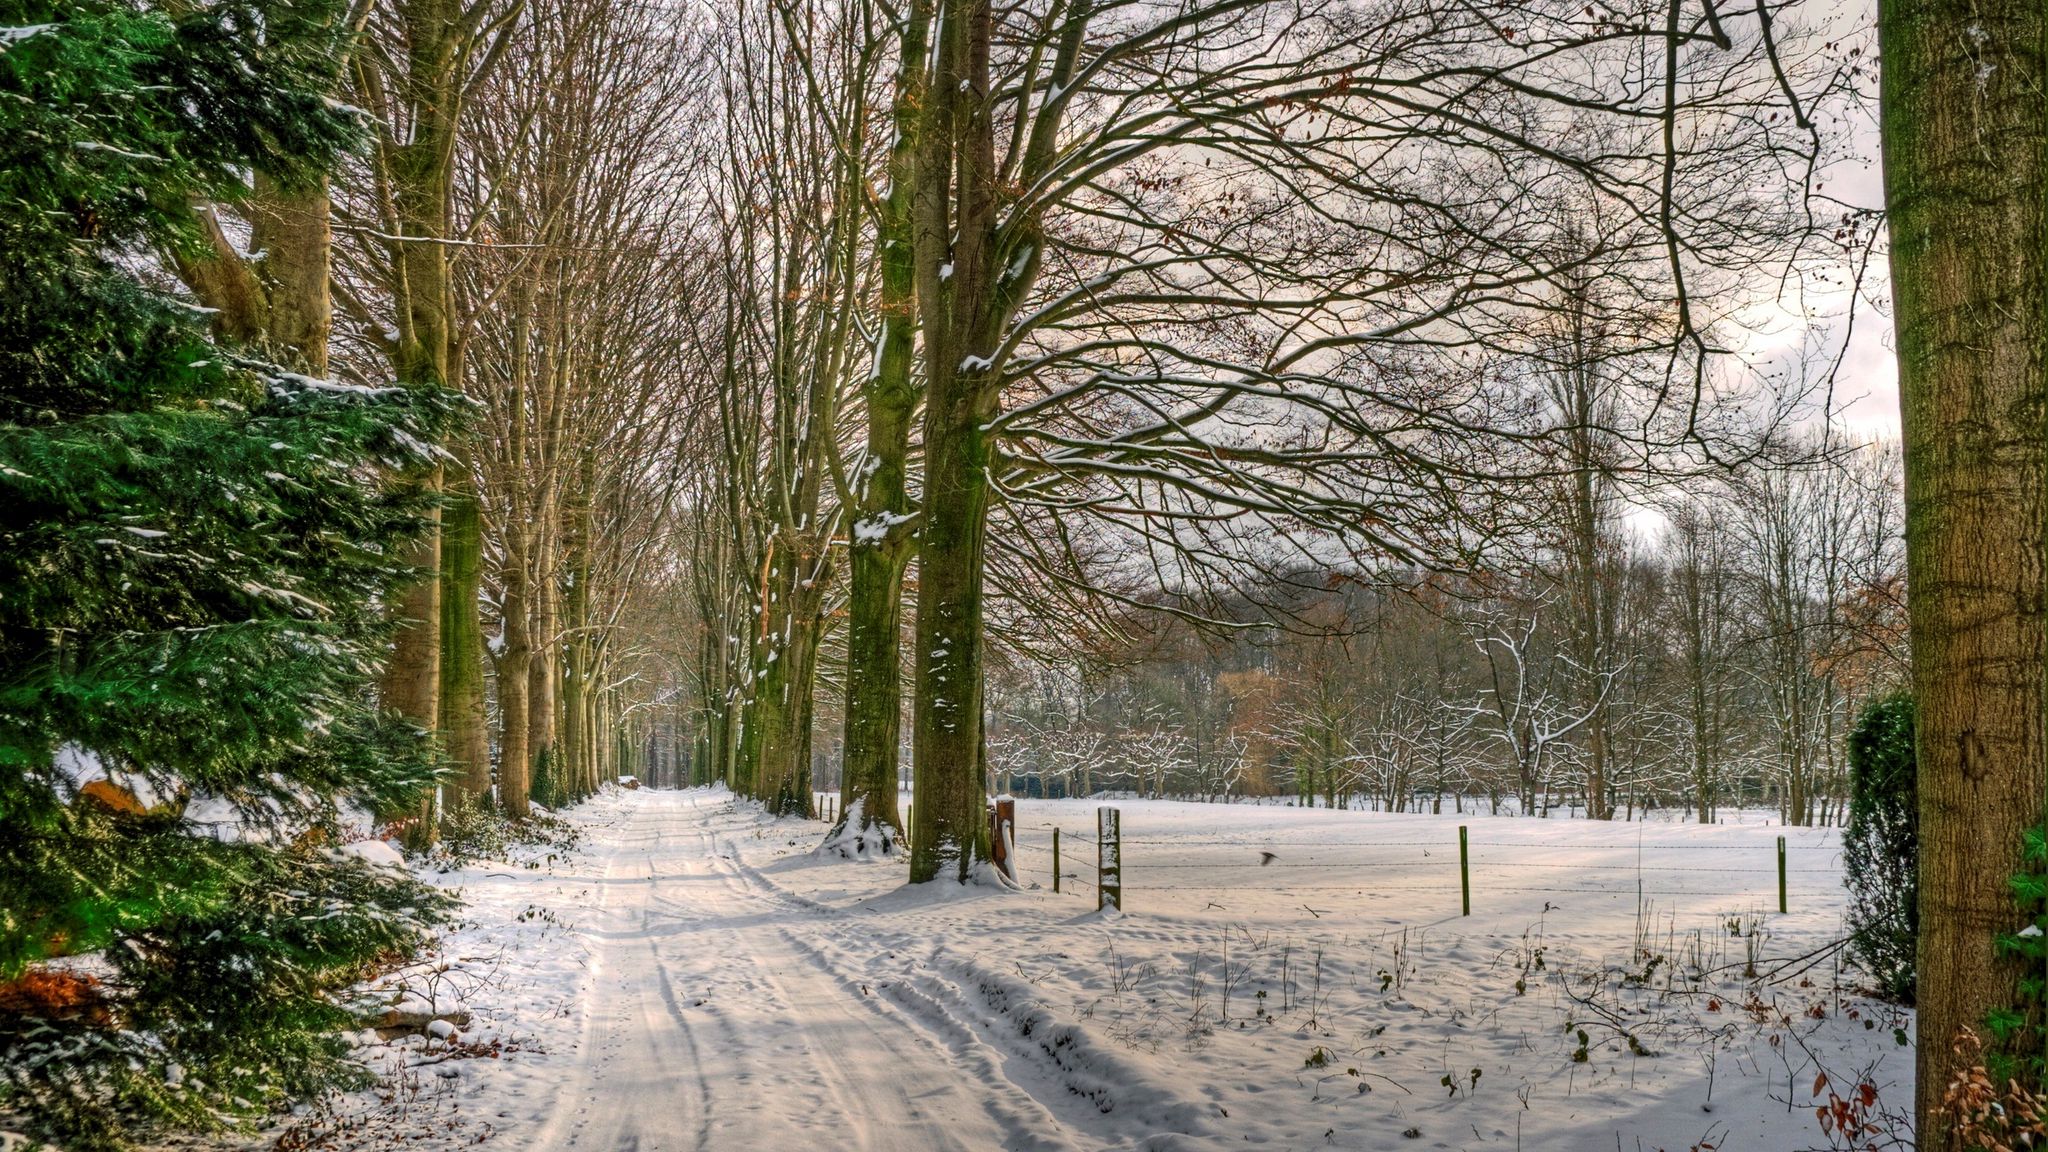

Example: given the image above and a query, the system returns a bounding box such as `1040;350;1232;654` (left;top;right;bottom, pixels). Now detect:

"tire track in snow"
538;801;717;1152
537;790;1088;1151
705;812;1216;1150
693;826;1061;1151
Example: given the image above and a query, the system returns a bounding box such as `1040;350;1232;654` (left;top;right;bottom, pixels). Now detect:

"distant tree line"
983;437;1905;824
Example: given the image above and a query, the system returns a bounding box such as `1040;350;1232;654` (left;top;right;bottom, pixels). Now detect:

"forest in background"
971;437;1905;824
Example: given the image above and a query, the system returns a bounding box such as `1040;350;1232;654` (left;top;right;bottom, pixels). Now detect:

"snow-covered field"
284;786;1915;1151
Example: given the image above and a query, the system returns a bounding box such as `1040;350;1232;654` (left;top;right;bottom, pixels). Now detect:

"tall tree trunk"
1880;0;2047;1140
837;535;909;844
751;566;827;816
708;604;732;789
909;366;996;881
439;475;492;806
698;635;727;788
558;486;592;799
595;689;607;791
831;0;927;850
497;537;533;819
905;0;1019;884
248;173;334;374
362;0;471;845
560;637;585;801
582;643;606;792
381;500;442;846
1552;332;1618;821
529;578;558;803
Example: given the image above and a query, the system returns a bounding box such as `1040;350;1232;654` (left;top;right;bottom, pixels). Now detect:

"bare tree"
333;0;522;839
1463;593;1612;817
888;0;1840;880
1660;493;1743;823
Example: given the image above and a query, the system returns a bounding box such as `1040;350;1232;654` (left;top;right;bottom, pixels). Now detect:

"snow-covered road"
306;785;1916;1152
537;789;1114;1152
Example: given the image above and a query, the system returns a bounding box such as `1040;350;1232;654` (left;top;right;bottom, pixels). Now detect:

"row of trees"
167;0;705;835
665;0;2048;1132
985;436;1905;824
673;0;1866;886
5;0;724;1138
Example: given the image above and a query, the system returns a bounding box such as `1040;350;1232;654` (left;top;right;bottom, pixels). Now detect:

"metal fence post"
1098;808;1122;912
1053;828;1061;894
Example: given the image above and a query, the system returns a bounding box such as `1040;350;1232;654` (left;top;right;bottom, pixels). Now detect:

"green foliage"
1843;693;1917;1003
0;2;460;1146
532;742;568;810
0;0;356;422
1988;822;2048;1089
2;846;454;1145
430;793;583;870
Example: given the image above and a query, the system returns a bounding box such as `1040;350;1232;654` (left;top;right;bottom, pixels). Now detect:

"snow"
0;24;55;49
339;838;406;869
272;370;400;398
51;742;168;810
851;509;914;545
72;141;164;162
297;788;1912;1151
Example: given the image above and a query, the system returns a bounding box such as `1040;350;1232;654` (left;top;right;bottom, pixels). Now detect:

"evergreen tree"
1844;693;1917;1003
0;3;457;1146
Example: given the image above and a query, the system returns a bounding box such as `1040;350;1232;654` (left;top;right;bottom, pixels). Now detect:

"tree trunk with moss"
829;0;927;854
909;369;996;882
1880;0;2048;1140
528;565;559;803
439;475;492;806
903;0;1075;882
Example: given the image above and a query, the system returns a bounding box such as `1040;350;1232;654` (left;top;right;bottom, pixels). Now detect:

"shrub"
428;795;584;870
1843;693;1917;1003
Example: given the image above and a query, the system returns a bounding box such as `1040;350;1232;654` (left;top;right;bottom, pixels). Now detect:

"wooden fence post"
1459;825;1471;916
989;797;1016;881
1098;808;1122;912
1777;835;1787;914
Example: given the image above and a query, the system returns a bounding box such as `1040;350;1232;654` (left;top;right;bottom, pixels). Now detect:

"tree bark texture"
438;478;493;806
1880;0;2047;1140
750;554;827;817
497;554;533;818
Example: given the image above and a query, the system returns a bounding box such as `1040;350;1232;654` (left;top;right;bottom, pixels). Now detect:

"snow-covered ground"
284;786;1915;1151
